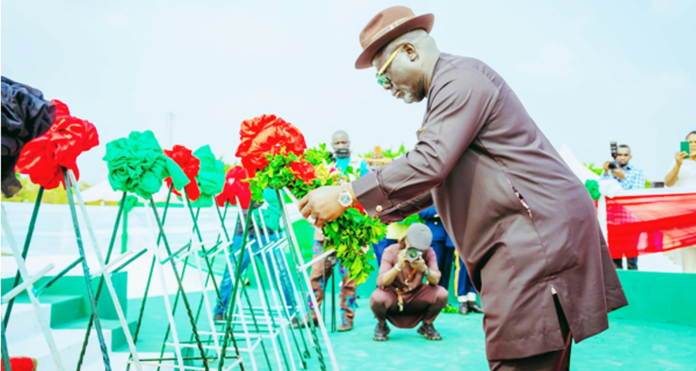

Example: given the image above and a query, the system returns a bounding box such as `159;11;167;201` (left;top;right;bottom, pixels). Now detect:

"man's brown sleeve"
376;191;434;224
352;68;499;218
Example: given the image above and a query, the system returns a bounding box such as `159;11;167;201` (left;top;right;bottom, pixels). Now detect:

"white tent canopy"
558;143;600;183
80;180;183;203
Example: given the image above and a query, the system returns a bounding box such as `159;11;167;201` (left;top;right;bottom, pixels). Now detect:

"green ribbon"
585;179;601;201
102;130;189;199
190;145;225;208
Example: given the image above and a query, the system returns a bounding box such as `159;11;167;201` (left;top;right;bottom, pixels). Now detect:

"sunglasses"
376;44;405;86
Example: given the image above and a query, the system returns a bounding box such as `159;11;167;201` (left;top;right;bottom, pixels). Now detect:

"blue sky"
2;0;694;184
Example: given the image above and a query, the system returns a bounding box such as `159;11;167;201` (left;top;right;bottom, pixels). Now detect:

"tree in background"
0;174;91;204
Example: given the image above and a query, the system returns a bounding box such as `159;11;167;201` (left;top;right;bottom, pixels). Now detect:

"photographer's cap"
406;224;433;252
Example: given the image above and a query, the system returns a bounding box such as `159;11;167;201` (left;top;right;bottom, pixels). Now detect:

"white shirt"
672;159;696;188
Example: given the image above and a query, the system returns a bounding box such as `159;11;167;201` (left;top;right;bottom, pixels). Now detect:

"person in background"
372;218;407;265
664;131;696;188
418;206;453;289
664;130;696;273
215;187;289;321
329;130;370;177
454;251;483;315
601;144;646;191
370;224;448;341
601;144;645;270
308;130;369;332
419;205;483;315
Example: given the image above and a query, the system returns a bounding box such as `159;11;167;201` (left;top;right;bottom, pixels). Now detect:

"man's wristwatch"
338;187;353;208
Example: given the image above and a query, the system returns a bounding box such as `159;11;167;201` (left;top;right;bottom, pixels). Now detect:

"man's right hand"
675;151;688;166
603;161;611;174
396;249;407;270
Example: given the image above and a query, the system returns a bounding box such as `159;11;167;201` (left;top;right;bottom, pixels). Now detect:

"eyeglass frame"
376;44;405;86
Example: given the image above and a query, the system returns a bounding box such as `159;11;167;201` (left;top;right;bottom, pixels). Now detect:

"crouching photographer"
369;224;448;341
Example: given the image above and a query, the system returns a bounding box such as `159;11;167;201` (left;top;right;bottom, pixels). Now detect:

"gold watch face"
338;192;352;207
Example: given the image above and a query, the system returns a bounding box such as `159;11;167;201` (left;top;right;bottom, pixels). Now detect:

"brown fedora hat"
355;6;434;69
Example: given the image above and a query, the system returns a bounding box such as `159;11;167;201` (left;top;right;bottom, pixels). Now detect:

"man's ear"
403;43;418;62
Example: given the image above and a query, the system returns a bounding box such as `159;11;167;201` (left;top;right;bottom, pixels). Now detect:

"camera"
406;248;422;262
328;147;350;163
402;223;432;264
608;141;619;170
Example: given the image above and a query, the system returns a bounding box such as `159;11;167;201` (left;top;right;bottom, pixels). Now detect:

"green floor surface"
324;297;696;371
126;290;696;371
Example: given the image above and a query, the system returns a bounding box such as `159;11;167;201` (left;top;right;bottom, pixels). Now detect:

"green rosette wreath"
235;114;386;284
103;130;189;198
190;145;225;207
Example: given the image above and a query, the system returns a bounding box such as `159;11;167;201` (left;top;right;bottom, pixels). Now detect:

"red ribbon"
235;114;307;177
163;145;201;201
216;166;252;208
15;100;99;189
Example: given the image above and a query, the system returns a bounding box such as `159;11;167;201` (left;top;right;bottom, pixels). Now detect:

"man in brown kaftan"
298;6;628;371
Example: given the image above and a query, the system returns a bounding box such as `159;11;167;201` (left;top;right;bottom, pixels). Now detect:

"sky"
2;0;695;184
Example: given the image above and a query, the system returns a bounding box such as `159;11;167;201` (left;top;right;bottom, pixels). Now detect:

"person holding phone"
664;131;696;188
663;131;696;273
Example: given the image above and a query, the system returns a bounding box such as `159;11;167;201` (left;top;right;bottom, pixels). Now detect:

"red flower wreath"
15;100;99;189
235;114;306;177
163;145;201;201
216;166;252;208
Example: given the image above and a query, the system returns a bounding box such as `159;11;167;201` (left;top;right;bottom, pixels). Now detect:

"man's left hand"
411;256;428;273
299;186;348;228
611;168;626;180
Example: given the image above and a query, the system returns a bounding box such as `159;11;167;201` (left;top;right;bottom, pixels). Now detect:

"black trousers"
613;257;638;270
488;295;572;371
431;240;454;290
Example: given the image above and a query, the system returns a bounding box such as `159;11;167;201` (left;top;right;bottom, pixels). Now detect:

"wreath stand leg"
217;205;272;371
68;170;143;371
1;205;64;371
145;197;210;370
76;191;126;371
256;207;306;370
62;168;112;371
2;187;43;330
181;192;245;369
270;226;312;362
276;189;339;371
238;202;290;370
217;201;266;371
123;185;173;371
